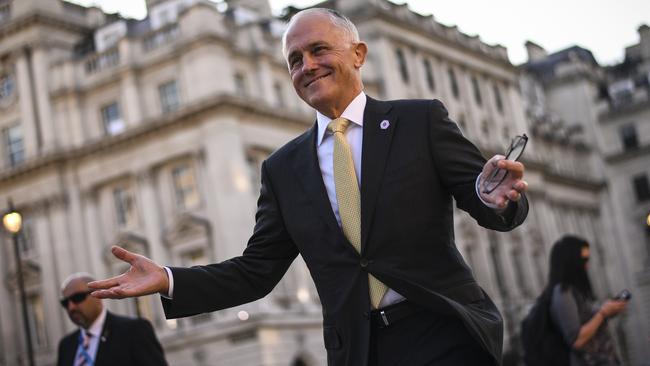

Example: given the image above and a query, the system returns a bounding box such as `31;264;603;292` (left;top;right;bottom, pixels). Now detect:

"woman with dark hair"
549;235;627;366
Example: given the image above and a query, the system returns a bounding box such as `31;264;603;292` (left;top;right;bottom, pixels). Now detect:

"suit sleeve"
427;99;528;231
131;318;169;366
162;160;299;318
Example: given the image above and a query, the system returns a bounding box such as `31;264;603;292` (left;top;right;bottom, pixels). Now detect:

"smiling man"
89;8;529;366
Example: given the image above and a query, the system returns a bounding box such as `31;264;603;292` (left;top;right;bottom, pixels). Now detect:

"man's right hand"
88;246;169;299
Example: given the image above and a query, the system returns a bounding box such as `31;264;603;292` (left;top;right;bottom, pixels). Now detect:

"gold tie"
328;117;388;309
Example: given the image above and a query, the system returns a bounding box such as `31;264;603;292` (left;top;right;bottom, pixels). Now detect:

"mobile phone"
613;289;631;301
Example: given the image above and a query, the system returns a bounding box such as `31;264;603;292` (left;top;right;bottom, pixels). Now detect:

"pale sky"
70;0;650;66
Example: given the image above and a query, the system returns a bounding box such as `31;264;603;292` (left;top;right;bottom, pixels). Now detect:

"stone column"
14;54;38;159
31;47;57;152
81;190;107;279
121;71;142;127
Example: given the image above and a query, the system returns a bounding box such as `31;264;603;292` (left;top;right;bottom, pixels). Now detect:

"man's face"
61;278;102;329
284;12;367;118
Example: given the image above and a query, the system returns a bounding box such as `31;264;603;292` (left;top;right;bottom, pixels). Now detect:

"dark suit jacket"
57;311;167;366
162;97;528;366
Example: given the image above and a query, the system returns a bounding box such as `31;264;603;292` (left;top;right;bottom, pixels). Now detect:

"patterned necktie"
328;117;388;309
76;331;93;366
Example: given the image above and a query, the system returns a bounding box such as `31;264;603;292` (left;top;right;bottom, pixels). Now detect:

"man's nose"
301;54;317;73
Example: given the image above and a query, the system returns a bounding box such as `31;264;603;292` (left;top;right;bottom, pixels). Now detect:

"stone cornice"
604;144;650;164
349;4;516;73
0;11;90;41
0;93;312;184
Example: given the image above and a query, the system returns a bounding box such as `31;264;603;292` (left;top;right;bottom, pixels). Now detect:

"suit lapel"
94;312;112;365
360;97;395;253
291;124;340;233
63;330;81;366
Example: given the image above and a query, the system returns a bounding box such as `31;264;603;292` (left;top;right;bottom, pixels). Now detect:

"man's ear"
353;42;368;69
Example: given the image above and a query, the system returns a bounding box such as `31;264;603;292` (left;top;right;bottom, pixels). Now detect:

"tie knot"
82;331;92;345
327;117;350;134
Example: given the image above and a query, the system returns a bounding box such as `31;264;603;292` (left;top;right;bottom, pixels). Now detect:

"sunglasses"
60;291;93;308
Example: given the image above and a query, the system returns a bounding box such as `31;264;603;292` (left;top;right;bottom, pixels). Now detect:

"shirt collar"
316;92;366;146
84;306;107;338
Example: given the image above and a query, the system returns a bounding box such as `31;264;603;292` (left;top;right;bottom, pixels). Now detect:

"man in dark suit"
90;8;529;366
57;273;167;366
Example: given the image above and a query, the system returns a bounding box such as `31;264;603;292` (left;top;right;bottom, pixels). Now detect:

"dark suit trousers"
368;305;495;366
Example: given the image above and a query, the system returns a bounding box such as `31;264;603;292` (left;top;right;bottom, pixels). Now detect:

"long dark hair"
547;235;594;299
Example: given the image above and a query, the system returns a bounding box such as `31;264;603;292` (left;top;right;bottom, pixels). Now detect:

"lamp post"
2;201;35;366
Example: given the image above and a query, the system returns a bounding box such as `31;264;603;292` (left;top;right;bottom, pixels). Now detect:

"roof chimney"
525;40;548;62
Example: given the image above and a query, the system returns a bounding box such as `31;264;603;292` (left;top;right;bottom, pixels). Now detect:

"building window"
3;123;24;167
159;80;180;112
0;74;14;102
448;67;459;99
423;58;435;91
493;83;504;113
234;72;248;96
113;186;137;227
471;76;482;106
633;174;650;202
172;164;200;210
620;124;639;151
273;82;285;107
0;3;10;23
101;102;124;135
246;148;271;196
481;120;489;135
395;48;409;83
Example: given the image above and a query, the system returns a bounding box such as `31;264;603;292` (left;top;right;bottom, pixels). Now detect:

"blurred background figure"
533;235;628;366
57;272;168;366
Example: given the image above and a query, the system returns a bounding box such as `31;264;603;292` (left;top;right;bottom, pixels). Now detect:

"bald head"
61;272;103;329
60;272;95;293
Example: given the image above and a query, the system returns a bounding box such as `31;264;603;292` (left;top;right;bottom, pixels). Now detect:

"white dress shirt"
76;306;107;364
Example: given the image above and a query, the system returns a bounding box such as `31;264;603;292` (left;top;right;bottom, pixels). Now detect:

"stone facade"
521;26;650;365
0;0;645;365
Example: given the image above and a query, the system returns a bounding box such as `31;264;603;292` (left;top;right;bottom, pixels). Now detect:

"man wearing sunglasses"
56;273;168;366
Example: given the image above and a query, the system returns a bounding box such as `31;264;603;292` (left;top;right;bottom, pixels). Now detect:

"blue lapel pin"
380;120;390;130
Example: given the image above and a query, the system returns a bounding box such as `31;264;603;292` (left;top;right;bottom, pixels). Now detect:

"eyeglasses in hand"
482;134;528;194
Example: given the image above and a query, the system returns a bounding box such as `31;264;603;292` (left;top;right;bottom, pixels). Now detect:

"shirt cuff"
162;266;174;299
475;173;507;212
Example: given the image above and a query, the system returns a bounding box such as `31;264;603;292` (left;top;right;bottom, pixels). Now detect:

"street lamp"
2;201;35;366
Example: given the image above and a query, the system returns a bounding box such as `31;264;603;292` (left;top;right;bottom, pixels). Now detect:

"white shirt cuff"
475;173;506;211
162;266;174;299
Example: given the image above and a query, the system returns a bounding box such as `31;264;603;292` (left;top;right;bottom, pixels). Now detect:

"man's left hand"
478;155;529;209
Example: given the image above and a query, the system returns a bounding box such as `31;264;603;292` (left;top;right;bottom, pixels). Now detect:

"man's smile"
305;73;332;87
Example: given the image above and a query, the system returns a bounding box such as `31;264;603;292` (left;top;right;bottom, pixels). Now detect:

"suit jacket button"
360;259;369;268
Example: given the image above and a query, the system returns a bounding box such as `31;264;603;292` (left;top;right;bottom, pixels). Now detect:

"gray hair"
282;8;360;57
60;272;96;293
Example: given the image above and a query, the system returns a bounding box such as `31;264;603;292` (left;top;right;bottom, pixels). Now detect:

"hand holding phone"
613;289;632;301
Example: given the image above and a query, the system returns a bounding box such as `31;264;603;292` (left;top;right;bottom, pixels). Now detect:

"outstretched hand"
88;246;169;299
479;155;529;209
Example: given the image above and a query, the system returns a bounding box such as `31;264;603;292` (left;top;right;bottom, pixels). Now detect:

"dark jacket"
57;311;167;366
162;97;528;365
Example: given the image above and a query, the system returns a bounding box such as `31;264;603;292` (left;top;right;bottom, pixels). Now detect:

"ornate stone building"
520;26;650;364
0;0;644;364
